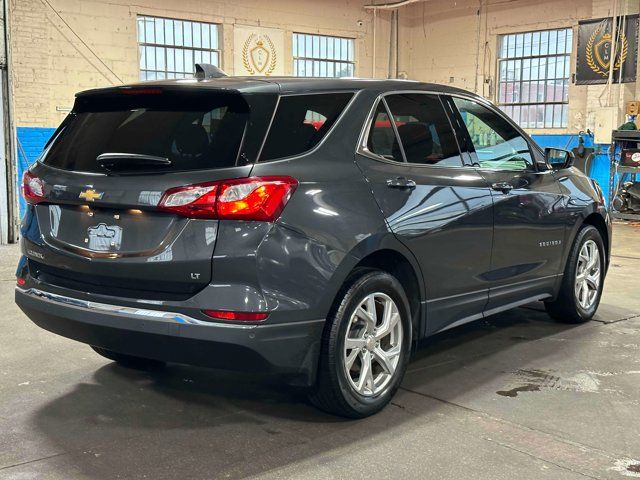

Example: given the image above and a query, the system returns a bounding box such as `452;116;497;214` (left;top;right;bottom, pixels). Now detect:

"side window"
384;94;463;166
453;97;533;171
260;93;353;161
366;101;403;162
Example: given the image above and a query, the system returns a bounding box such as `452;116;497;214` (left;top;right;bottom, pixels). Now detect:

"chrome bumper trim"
16;287;252;328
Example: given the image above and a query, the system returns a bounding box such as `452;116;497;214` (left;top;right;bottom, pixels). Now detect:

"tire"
90;346;166;371
309;268;412;418
545;224;605;323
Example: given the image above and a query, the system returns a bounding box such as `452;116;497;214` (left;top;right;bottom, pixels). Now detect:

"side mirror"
544;147;574;170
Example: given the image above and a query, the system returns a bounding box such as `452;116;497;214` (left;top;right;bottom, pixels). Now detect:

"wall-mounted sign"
576;15;638;85
234;25;284;76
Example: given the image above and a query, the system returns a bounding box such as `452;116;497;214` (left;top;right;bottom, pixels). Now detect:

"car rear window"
42;91;251;173
260;93;353;161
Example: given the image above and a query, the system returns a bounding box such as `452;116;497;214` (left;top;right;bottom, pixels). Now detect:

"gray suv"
16;70;611;418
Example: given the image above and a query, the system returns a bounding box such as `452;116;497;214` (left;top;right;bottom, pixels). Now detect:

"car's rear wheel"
91;346;166;371
545;224;605;323
309;269;412;418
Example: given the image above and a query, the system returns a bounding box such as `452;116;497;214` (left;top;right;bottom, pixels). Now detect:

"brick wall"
402;0;639;136
9;0;390;128
11;0;637;132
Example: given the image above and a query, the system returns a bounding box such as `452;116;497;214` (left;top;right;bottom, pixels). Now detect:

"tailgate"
20;86;276;299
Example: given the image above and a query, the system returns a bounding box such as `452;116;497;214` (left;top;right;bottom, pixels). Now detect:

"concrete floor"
2;223;640;480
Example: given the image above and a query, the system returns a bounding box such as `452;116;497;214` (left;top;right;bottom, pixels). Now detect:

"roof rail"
194;63;227;80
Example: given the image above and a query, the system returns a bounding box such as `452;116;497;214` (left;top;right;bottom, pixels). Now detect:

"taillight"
158;183;218;219
158;176;297;221
202;310;269;322
21;171;46;204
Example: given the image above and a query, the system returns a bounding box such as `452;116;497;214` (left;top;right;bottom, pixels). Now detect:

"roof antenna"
194;63;227;80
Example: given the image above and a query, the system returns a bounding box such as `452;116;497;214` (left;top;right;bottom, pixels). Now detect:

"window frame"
137;15;221;80
357;91;467;169
496;27;573;129
292;32;356;78
447;94;542;173
257;90;360;163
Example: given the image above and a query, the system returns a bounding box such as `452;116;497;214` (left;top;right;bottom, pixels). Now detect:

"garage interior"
2;0;640;478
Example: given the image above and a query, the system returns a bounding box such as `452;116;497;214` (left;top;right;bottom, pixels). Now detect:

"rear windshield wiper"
96;153;172;172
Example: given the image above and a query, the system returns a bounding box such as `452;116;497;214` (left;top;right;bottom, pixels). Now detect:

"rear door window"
42;91;251;173
366;101;403;162
260;93;353;161
383;94;463;166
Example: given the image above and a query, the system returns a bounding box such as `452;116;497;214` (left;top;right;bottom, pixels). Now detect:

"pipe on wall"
1;0;15;243
372;8;377;77
606;0;618;106
386;9;400;78
364;0;426;10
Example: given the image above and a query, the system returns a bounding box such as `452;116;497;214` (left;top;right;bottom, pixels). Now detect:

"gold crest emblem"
586;22;628;77
79;189;104;202
242;34;277;75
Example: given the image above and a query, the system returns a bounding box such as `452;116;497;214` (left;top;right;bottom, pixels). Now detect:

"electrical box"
594;107;617;144
626;101;639;116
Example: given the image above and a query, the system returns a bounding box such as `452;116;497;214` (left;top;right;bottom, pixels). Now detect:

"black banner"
576;15;638;85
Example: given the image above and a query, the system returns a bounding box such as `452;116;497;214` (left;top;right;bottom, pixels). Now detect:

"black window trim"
256;89;360;163
357;90;469;170
381;96;407;163
446;92;545;173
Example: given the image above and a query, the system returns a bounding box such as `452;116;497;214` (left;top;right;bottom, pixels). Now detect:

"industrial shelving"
608;130;640;221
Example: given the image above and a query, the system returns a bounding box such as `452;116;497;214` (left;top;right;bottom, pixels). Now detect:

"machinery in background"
571;130;595;175
612;147;640;214
609;130;640;220
607;101;640;220
613;181;640;214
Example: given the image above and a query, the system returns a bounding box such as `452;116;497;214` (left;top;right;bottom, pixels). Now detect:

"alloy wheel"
575;239;601;310
343;292;403;396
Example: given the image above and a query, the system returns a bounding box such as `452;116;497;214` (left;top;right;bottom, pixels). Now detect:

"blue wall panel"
16;127;56;217
531;133;611;201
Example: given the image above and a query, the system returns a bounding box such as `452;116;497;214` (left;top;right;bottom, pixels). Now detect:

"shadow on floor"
31;304;592;479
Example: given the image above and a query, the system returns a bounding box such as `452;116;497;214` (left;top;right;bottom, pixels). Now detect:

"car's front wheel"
309;269;412;418
545;224;605;323
91;346;166;371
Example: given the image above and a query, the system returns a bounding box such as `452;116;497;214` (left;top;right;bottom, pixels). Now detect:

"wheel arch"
582;212;610;267
354;249;423;334
324;234;426;341
552;207;610;302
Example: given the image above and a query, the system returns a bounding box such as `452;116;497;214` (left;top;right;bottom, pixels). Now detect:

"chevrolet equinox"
16;66;611;418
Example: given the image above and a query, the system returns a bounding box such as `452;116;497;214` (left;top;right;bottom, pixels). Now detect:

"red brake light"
158;183;218;219
202;310;269;322
21;171;46;204
119;88;163;95
158;176;297;221
16;276;26;287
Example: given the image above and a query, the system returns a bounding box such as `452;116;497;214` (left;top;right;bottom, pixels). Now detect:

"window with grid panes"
497;28;572;129
293;33;355;77
137;16;220;80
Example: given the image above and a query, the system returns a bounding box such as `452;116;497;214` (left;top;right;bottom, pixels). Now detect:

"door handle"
386;177;417;189
491;182;514;194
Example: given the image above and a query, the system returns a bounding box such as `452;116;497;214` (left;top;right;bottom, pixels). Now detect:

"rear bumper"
15;287;324;386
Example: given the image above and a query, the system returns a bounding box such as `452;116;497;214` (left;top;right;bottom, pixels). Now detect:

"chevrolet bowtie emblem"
79;189;104;202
